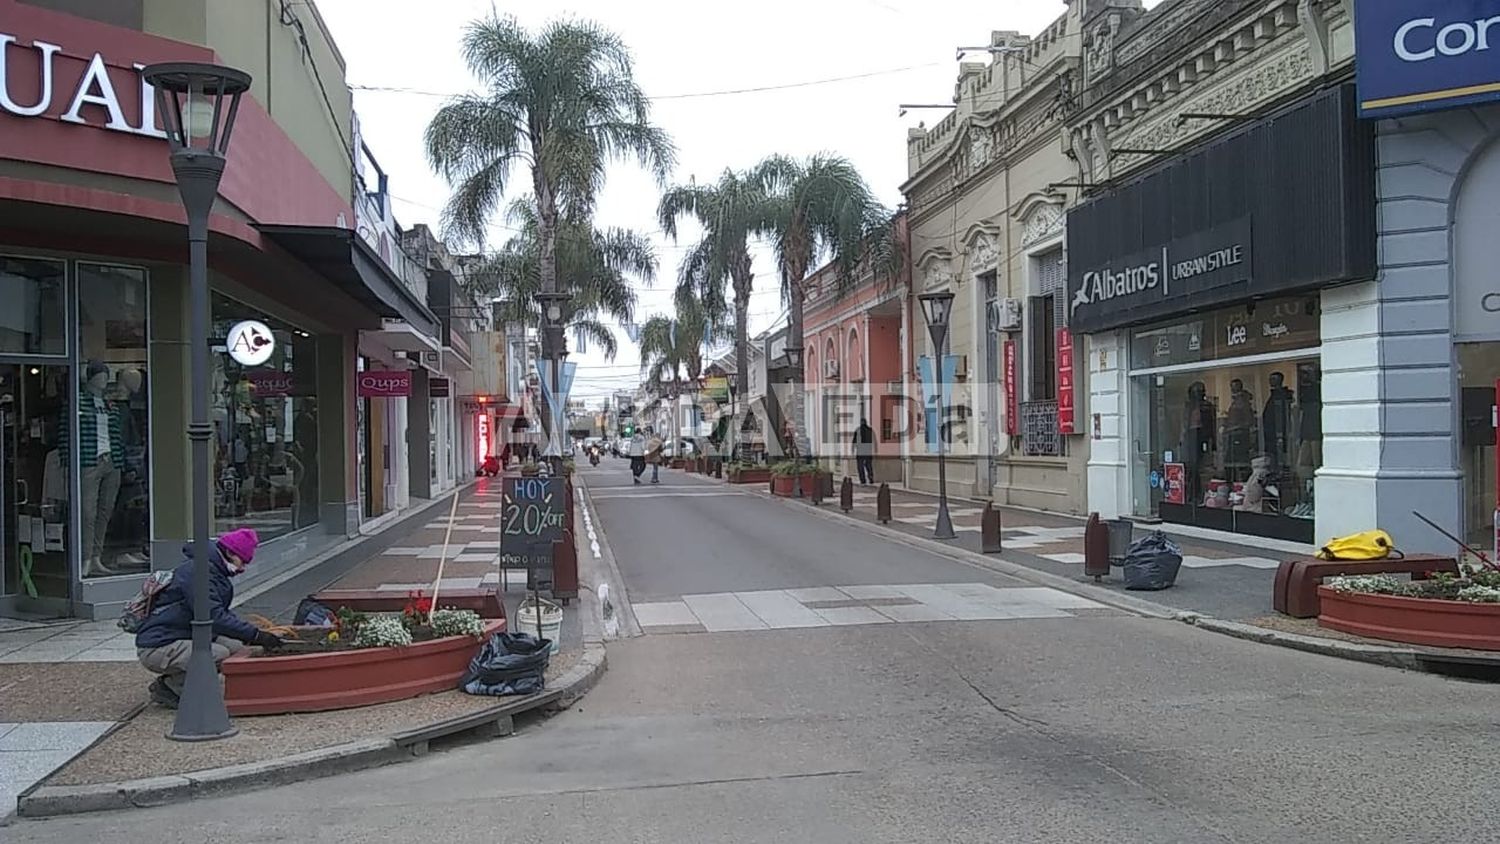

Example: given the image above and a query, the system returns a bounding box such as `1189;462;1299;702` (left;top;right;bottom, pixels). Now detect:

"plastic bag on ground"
1122;531;1183;591
460;631;551;697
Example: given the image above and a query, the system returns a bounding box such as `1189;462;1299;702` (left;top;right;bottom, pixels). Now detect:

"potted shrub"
727;461;770;485
519;460;540;477
770;461;802;497
1317;570;1500;650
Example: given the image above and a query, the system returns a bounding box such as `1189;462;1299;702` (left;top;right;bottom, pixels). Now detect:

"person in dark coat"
135;528;282;708
851;418;875;485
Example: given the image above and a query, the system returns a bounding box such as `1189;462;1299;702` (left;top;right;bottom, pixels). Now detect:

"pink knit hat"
216;528;259;564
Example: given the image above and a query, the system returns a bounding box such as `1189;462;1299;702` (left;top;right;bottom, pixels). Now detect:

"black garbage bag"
1121;531;1183;591
459;632;551;697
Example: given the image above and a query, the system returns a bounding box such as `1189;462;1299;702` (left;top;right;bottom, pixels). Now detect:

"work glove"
253;630;286;649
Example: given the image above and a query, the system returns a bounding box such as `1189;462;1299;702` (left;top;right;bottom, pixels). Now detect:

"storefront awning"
256;225;439;337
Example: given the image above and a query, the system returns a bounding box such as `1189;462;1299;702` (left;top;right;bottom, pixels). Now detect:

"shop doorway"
0;363;72;613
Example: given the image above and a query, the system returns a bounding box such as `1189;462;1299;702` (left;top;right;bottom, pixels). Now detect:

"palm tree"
465;198;654;360
753;153;887;450
638;288;727;453
657;170;776;455
425;14;674;298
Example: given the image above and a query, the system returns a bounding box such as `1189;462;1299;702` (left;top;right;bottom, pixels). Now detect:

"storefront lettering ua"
0;33;166;137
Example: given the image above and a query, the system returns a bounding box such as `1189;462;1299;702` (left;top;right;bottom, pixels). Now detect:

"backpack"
1316;529;1402;561
117;570;174;632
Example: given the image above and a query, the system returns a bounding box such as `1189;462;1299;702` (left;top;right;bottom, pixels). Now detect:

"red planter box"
1317;586;1500;650
728;468;771;485
670;457;686;469
223;619;506;715
771;476;796;496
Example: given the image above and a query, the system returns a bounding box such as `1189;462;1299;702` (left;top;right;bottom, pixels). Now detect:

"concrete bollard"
810;473;824;505
1083;512;1111;582
876;483;892;524
981;502;1002;554
840;477;854;513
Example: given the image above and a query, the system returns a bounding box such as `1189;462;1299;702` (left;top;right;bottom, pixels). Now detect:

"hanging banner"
1003;339;1019;436
357;369;411;398
1056;328;1075;435
535;359;578;456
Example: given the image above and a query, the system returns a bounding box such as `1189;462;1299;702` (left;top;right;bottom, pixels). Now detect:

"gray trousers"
80;456;121;562
138;636;245;695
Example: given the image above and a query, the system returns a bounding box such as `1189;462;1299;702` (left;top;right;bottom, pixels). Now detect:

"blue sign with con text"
1355;1;1500;118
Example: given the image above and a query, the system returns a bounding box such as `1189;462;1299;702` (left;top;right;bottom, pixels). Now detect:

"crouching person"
134;528;284;708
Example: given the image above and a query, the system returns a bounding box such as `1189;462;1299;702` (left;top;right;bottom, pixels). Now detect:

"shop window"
211;291;319;542
1027;295;1056;400
76;263;150;578
1458;344;1500;549
1130;356;1321;543
0;256;66;356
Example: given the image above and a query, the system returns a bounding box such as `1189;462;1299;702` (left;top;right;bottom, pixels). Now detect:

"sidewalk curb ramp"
15;644;608;819
721;472;1498;677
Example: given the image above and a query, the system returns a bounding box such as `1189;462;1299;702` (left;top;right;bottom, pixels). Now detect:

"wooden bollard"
876;483;892;524
981;502;1002;554
810;472;824;505
840;476;854;513
1084;512;1111;581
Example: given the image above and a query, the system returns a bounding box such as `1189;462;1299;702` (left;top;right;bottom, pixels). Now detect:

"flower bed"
1317;572;1500;650
223;618;505;715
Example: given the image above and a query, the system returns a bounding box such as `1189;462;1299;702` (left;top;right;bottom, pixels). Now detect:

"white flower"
430;608;485;638
1326;575;1402;594
1456;585;1500;603
353;614;413;648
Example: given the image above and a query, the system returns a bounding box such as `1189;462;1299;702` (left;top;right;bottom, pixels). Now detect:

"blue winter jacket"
133;544;262;649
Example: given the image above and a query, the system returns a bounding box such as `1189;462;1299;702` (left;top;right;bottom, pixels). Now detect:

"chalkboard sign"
501;477;566;581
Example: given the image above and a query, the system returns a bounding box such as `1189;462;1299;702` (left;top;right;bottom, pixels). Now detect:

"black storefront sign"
430;377;450;397
1066;84;1376;334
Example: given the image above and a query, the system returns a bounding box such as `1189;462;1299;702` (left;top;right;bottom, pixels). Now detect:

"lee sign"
1355;1;1500;118
358;370;411;398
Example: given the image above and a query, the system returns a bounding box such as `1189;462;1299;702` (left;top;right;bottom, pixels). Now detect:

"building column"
407;367;432;500
1085;330;1129;519
317;331;359;537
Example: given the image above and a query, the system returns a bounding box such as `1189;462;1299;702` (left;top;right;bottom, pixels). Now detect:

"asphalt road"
12;460;1500;843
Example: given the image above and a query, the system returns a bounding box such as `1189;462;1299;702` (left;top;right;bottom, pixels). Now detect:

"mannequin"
77;360;123;577
1225;378;1255;477
1181;381;1217;506
113;367;149;567
1262;372;1294;470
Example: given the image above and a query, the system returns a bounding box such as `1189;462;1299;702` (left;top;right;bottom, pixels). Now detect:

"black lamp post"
535;291;571;469
784;345;804;496
919;290;956;540
726;373;740;462
142;61;252;741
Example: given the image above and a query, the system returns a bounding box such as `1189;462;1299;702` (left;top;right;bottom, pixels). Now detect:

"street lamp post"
727;373;740;463
536;291;572;472
784;346;804;497
142;61;252;741
919;290;957;541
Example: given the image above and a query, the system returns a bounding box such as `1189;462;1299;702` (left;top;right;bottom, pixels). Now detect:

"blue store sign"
1356;1;1500;118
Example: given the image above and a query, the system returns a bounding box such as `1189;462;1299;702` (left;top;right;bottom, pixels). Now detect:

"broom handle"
428;491;462;613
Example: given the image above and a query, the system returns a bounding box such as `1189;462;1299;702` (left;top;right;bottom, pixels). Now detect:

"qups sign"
1356;1;1500;118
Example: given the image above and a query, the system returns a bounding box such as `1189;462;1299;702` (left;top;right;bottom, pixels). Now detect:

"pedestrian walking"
628;429;647;484
134;528;284;708
852;417;875;485
645;429;664;484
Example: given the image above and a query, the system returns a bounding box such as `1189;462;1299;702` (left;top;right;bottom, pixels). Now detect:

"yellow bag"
1316;529;1402;561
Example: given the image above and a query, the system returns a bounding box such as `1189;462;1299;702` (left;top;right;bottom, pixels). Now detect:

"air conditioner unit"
953;355;969;379
824;360;840;379
991;298;1023;332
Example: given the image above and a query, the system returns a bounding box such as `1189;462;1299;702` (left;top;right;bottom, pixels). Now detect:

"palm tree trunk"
533;175;559;456
786;274;806;461
732;266;752;462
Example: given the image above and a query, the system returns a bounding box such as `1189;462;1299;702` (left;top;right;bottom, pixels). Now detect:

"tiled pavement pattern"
1;721;113;818
633;582;1121;634
0;619;137;665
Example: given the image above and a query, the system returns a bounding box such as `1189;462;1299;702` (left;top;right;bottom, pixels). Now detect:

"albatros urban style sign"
1068;219;1253;334
1355;0;1500;118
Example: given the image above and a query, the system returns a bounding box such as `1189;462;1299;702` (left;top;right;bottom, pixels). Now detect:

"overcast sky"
317;0;1155;405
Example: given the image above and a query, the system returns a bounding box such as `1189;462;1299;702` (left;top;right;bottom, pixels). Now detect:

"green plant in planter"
561;458;576;475
430;608;487;638
519;460;540;477
770;461;803;477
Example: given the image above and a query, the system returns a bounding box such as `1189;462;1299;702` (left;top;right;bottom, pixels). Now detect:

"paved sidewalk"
711;471;1289;622
0;475;584;819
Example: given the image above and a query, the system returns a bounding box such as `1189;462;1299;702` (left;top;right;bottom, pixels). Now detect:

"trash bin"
1107;518;1134;562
